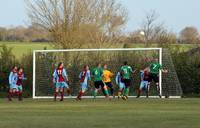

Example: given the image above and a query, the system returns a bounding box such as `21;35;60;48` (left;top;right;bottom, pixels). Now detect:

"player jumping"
120;61;136;100
8;66;18;101
53;62;70;101
92;63;110;100
136;69;151;98
16;67;27;101
149;58;168;98
76;65;91;101
103;64;114;98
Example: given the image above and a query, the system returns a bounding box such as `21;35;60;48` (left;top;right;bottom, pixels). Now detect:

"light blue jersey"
53;68;69;88
115;72;125;90
9;71;18;89
79;70;91;91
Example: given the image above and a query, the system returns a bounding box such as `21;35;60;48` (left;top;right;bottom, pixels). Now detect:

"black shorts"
122;79;131;87
105;82;112;88
149;73;159;83
94;81;104;89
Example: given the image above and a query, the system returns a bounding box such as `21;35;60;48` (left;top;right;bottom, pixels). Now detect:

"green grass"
0;42;53;59
0;41;199;59
0;98;200;128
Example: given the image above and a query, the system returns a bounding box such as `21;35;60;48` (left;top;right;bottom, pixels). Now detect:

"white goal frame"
33;48;163;99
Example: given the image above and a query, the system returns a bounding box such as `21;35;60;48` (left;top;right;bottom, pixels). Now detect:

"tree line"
1;24;200;45
0;25;50;42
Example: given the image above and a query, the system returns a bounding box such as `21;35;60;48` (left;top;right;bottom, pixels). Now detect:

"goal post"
32;48;181;99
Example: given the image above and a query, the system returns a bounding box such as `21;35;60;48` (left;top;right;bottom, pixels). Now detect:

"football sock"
137;90;141;97
54;92;58;99
8;92;12;100
61;92;64;100
77;91;84;99
93;89;98;98
103;87;109;96
124;88;129;96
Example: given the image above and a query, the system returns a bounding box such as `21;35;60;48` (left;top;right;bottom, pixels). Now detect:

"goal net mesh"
33;48;182;98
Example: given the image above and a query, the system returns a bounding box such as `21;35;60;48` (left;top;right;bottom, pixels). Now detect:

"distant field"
0;98;200;128
0;42;53;59
0;41;199;59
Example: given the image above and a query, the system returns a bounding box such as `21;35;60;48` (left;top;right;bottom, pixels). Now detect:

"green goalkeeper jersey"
150;62;162;74
121;65;133;79
92;67;103;82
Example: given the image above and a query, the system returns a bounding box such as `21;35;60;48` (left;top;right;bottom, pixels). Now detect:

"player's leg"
93;82;100;99
54;83;60;101
17;85;23;101
7;85;13;101
101;81;110;99
60;82;68;101
59;87;64;101
77;83;87;101
146;82;150;98
106;82;114;98
118;82;125;99
153;74;161;98
122;79;131;100
137;81;144;98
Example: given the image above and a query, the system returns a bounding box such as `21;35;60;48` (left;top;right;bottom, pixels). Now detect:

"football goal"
32;48;182;99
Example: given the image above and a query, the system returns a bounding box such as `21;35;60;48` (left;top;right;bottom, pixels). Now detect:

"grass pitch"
0;98;200;128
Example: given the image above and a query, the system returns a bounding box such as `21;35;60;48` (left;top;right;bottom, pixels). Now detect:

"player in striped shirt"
76;65;91;101
8;66;18;101
53;62;69;101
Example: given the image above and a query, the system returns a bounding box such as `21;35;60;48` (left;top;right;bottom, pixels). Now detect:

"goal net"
33;48;182;99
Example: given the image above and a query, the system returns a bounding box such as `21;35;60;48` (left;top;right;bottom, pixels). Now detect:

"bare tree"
180;26;199;44
25;0;127;48
139;10;177;46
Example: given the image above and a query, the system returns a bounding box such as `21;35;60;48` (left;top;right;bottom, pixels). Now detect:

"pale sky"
0;0;199;33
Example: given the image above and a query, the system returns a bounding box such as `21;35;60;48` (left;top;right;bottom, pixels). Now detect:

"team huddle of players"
7;58;167;101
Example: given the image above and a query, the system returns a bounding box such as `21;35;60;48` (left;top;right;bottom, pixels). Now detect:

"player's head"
84;65;89;70
103;64;107;69
12;65;18;72
124;61;128;65
58;62;64;68
97;63;101;68
18;67;23;73
154;58;159;62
